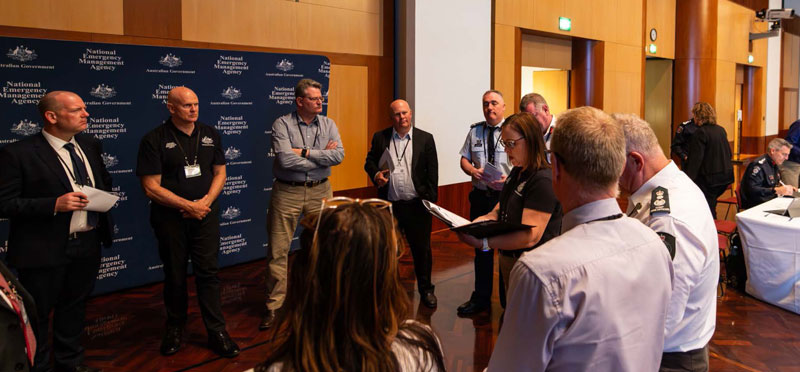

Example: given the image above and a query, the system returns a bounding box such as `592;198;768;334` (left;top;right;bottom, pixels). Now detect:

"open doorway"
520;67;570;115
644;58;673;157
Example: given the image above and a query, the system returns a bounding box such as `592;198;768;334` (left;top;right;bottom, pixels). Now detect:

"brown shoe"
259;308;277;330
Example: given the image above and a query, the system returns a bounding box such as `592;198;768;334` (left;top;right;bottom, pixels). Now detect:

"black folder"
450;220;534;239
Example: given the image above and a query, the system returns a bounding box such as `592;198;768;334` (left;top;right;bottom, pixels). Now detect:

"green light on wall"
559;17;571;31
748;54;754;63
649;44;657;54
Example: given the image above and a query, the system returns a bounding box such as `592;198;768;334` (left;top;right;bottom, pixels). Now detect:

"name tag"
184;164;202;178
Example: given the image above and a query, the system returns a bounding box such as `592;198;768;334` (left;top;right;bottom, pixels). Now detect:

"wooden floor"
79;229;800;372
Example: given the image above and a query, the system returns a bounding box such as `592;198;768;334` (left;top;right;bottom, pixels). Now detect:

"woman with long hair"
457;112;563;303
252;199;445;372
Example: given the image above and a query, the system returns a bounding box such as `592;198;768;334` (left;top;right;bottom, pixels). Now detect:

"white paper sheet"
422;200;470;227
378;148;394;172
482;162;505;183
81;186;120;212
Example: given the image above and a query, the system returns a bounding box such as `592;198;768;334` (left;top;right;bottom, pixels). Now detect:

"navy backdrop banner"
0;37;330;295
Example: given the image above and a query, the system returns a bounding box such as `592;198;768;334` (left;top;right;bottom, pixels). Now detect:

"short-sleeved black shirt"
136;118;225;201
498;166;562;250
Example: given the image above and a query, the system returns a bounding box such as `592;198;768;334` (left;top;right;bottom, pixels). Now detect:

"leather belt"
276;178;328;187
68;230;95;241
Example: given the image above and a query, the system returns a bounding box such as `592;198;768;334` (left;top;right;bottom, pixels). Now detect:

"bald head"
390;99;413;135
38;90;89;140
167;87;199;125
38;91;76;119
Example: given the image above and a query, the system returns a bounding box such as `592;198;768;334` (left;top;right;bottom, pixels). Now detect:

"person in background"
262;78;344;329
0;259;38;372
671;115;699;168
683;102;734;218
252;200;445;372
740;138;796;209
0;91;113;372
785;119;800;164
457;113;562;309
519;93;556;152
487;106;673;372
364;99;439;308
456;90;509;316
617;113;718;372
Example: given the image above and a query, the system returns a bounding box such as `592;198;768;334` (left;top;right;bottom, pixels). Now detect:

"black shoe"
457;299;490;316
259;308;277;330
421;291;438;308
160;326;183;356
209;330;240;358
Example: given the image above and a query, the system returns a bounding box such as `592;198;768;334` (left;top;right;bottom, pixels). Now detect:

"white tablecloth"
736;197;800;314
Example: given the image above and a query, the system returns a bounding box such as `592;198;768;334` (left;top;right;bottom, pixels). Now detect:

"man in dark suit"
364;99;439;307
0;259;38;372
0;91;112;372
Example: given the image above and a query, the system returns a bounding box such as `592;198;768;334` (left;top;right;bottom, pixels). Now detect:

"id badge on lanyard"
184;164;201;178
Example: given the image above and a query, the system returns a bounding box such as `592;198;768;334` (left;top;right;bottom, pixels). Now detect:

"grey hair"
612;113;664;158
768;137;793;151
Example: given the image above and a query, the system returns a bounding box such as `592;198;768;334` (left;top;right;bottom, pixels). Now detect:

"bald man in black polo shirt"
136;87;239;358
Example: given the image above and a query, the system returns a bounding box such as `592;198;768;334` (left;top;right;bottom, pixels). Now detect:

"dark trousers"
468;188;500;306
698;183;728;219
659;345;709;372
17;231;101;372
151;204;226;333
392;198;434;294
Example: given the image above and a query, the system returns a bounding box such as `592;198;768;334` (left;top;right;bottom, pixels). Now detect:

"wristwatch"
301;148;308;158
481;237;491;251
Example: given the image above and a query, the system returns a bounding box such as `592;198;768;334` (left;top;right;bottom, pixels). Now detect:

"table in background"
736;197;800;314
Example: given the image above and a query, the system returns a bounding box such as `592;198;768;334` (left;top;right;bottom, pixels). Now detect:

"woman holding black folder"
457;113;562;302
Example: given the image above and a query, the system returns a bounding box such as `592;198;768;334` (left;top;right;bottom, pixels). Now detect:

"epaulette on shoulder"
470;121;485;128
650;186;671;214
758;157;766;164
681;119;692;125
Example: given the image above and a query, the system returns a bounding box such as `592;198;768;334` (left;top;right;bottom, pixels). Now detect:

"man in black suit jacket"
0;259;38;372
364;99;439;307
0;91;112;372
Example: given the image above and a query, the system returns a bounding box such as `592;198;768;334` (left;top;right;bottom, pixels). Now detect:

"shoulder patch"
650;186;671;214
657;232;677;260
470;122;484;128
752;166;760;175
676;125;683;133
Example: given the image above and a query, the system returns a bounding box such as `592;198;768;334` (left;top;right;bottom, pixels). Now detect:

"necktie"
0;274;36;365
487;126;497;165
63;143;99;227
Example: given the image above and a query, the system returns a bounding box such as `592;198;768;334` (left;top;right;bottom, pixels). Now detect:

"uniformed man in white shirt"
487;106;673;372
457;90;509;315
616;113;718;372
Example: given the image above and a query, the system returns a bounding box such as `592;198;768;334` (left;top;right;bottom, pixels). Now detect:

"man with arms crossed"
262;78;344;329
137;87;239;358
487;106;673;372
365;99;439;308
457;90;508;315
616;113;718;372
0;91;113;372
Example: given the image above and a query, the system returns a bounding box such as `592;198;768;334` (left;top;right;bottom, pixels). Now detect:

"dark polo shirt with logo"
136;118;225;201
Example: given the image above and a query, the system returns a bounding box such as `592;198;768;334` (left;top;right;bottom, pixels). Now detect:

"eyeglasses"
303;96;325;103
314;196;400;257
499;137;525;149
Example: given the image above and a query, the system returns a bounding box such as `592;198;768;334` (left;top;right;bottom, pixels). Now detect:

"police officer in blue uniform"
740;138;796;209
456;90;509;316
671;118;698;168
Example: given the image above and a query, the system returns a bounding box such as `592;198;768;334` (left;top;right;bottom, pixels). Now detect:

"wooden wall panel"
493;23;517;99
0;0;124;35
645;0;676;59
570;39;604;109
614;0;644;47
123;0;181;39
715;60;737;140
603;42;642;114
742;66;764;138
300;0;381;14
521;33;572;70
328;65;369;192
495;0;535;29
783;90;798;130
181;0;381;56
782;32;800;89
644;59;673;156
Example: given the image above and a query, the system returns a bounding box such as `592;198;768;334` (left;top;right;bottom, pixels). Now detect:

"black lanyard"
484;124;499;164
170;127;200;166
55;143;88;185
297;115;320;149
393;134;411;164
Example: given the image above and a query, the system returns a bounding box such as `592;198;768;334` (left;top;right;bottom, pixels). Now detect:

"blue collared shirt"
387;129;418;201
271;111;344;182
